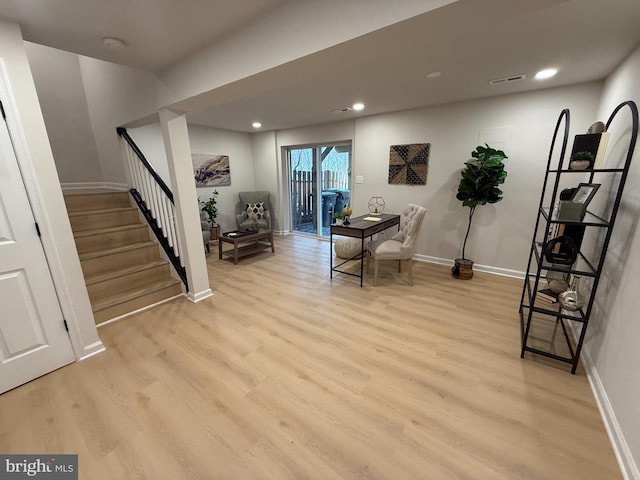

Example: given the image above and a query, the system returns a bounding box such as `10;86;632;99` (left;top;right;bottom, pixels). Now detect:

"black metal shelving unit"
519;101;638;373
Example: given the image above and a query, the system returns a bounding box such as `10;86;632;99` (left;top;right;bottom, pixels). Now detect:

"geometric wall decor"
388;143;430;185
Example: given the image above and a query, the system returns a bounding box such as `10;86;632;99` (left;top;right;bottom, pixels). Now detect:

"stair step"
64;189;183;325
86;261;172;303
69;207;140;232
79;242;163;277
73;224;149;254
64;190;131;212
79;241;157;261
93;279;183;324
85;260;169;286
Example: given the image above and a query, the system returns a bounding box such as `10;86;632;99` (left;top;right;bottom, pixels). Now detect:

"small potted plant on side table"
199;190;219;241
334;211;345;226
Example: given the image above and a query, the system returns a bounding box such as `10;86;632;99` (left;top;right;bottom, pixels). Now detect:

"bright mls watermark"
0;455;77;479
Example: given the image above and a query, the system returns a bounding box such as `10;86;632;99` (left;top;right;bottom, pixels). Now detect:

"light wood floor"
0;235;620;479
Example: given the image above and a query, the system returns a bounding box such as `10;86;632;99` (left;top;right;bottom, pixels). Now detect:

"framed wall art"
193;154;231;187
388;143;430;185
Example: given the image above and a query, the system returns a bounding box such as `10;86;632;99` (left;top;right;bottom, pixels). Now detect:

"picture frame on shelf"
571;183;600;206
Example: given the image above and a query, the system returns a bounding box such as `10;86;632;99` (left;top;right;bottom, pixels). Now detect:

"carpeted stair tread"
67;206;138;217
73;223;146;238
91;279;182;312
78;241;157;261
84;260;169;286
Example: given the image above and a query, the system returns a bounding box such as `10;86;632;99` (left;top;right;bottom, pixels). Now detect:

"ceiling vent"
331;106;353;113
489;74;525;86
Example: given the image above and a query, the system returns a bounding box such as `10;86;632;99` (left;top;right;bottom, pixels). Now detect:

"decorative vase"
546;268;569;294
335;218;344;226
569;160;590;170
558;275;583;311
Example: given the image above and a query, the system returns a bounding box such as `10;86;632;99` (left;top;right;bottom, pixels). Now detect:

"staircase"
64;189;183;325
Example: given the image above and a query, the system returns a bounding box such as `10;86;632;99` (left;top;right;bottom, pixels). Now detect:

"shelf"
522;274;587;322
519;307;578;364
520;101;638;373
548;168;625;173
533;242;598;277
540;207;610;227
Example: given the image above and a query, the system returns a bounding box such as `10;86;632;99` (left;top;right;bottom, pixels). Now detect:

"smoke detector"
489;74;525;86
103;37;127;49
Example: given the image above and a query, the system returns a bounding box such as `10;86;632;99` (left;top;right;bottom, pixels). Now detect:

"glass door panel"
288;143;351;237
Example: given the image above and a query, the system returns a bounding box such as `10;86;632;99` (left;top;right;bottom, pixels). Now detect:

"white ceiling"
1;0;640;132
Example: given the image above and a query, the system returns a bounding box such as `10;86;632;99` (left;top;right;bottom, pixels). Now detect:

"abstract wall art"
193;154;231;187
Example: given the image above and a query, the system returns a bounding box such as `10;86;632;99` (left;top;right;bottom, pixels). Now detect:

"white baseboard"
188;288;213;303
79;341;105;361
414;254;525;279
574;327;639;480
96;293;184;327
61;181;129;191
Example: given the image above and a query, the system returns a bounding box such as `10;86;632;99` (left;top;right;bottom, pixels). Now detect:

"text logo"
0;455;77;479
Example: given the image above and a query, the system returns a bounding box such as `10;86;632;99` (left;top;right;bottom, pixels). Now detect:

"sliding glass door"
287;143;351;237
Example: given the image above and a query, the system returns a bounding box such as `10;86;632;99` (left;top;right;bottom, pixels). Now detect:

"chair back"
392;204;426;255
238;191;272;212
236;191;272;230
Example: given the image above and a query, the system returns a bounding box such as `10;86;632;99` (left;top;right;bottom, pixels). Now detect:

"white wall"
584;44;640;479
128;123;255;233
0;19;101;358
78;56;159;184
255;83;602;272
24;42;103;184
252;131;280;229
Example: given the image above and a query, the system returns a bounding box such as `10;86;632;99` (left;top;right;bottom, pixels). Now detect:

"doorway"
287;143;351;237
0;95;75;394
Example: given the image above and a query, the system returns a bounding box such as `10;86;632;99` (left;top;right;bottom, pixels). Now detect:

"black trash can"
322;192;338;225
328;189;351;215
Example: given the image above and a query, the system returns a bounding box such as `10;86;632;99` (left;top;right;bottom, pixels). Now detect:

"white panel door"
0;101;75;394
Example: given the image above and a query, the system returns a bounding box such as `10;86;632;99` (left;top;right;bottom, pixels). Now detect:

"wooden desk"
330;213;400;287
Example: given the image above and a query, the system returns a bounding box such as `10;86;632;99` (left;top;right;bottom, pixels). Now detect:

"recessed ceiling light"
102;37;126;49
352;103;365;111
252;122;262;129
426;71;442;78
535;68;558;80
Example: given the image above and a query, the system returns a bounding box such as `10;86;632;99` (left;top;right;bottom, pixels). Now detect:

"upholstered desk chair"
235;191;272;231
367;204;426;286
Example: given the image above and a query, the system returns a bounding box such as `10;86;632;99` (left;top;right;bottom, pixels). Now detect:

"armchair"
235;191;272;231
200;211;211;253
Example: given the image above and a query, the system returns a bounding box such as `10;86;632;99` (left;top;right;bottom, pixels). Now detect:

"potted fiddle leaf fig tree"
453;144;509;279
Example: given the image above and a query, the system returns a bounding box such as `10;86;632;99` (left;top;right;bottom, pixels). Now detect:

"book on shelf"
569;132;609;169
537;288;559;304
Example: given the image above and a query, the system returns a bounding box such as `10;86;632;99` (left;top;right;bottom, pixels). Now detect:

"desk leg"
218;240;222;260
330;232;333;279
360;236;364;287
